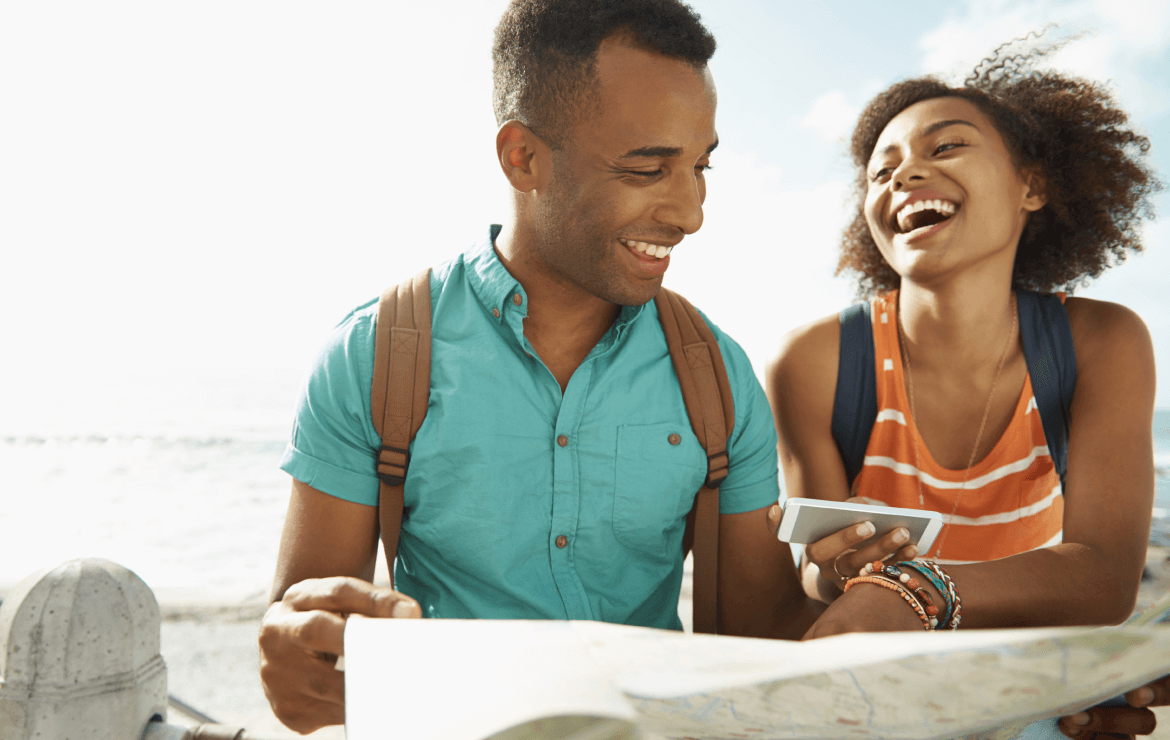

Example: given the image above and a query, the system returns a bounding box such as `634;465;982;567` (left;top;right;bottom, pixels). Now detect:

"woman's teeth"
896;199;957;233
620;238;673;259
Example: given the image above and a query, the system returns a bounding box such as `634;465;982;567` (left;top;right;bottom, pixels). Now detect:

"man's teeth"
896;199;957;233
620;238;673;259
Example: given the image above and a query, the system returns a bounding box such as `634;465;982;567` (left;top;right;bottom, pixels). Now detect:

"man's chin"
610;277;664;308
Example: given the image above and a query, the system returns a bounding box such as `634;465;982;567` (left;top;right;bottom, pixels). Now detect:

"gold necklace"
897;292;1017;559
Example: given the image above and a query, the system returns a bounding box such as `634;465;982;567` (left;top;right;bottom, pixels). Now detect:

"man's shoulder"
661;293;751;378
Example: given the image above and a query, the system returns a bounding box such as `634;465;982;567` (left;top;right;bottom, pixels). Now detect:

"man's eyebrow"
618;139;719;160
870;120;979;164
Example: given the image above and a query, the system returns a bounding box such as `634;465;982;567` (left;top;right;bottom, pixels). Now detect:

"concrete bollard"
0;558;169;739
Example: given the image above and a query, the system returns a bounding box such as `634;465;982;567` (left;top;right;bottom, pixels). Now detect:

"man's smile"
619;236;675;260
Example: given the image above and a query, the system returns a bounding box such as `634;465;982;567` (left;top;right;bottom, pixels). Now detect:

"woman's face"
863;96;1046;288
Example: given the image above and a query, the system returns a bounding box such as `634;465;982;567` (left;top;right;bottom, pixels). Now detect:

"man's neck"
495;223;623;392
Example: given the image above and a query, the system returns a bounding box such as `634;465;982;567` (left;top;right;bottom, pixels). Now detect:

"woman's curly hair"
837;34;1162;297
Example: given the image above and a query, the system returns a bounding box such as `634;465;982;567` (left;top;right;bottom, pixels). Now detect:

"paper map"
344;604;1170;740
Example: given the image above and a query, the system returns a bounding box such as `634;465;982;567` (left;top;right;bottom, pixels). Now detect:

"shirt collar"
465;225;519;321
465;224;649;331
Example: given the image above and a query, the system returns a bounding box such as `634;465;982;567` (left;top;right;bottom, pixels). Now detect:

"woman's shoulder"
769;312;841;380
1062;297;1155;409
765;309;851;422
1063;296;1153;360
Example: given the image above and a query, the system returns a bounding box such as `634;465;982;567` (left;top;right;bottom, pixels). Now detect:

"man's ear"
1021;167;1049;212
497;121;548;194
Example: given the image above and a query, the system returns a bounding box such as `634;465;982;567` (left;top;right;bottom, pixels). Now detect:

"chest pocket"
612;422;707;557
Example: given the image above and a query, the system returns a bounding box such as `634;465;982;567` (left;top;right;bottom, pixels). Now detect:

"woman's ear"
1021;166;1049;212
496;121;548;194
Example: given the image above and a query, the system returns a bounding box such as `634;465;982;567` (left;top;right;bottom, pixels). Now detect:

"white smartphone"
776;498;944;553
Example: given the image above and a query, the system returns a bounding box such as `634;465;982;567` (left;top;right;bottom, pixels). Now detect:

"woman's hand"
802;575;930;638
770;497;919;598
1058;677;1170;740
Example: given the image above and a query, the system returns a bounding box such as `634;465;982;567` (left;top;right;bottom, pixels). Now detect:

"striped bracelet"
898;560;961;630
844;575;934;631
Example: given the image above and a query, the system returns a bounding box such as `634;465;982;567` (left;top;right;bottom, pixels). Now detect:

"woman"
766;39;1163;734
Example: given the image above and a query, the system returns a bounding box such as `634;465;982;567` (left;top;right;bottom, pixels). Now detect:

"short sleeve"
707;321;781;515
278;299;383;506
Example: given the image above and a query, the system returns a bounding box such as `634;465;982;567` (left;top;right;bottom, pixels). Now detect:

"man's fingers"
1058;707;1156;739
1128;676;1170;707
261;601;349;655
283;576;421;618
767;504;782;535
276;696;346;736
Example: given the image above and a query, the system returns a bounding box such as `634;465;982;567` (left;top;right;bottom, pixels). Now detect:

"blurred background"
1;0;1167;600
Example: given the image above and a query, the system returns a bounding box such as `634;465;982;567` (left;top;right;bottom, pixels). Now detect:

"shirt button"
668;433;682;445
557;434;568;447
555;535;568;548
492;308;500;318
513;293;523;306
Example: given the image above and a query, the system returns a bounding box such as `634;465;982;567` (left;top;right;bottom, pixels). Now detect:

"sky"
1;0;1168;415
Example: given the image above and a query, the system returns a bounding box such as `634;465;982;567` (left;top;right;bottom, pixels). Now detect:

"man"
258;0;836;732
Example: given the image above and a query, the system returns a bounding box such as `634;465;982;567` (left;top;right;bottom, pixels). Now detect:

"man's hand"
259;577;421;733
1058;677;1170;740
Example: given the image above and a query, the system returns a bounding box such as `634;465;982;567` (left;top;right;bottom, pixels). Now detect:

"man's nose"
656;169;705;235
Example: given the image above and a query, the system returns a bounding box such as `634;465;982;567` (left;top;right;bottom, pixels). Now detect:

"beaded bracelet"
844;575;934;631
918;560;962;630
897;560;961;630
861;561;940;629
886;560;949;627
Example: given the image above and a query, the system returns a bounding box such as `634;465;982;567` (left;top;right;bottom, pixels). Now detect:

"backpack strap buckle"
705;451;729;489
377;444;411;487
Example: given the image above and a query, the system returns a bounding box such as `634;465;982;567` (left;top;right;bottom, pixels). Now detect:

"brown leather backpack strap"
371;268;432;589
655;288;735;635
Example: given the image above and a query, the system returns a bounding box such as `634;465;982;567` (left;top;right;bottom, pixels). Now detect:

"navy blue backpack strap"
1016;290;1077;486
832;301;878;488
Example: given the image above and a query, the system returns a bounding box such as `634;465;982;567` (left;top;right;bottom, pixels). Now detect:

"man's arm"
259;480;421;733
270;479;379;601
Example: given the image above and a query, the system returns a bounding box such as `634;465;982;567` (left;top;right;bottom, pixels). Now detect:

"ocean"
1154;409;1170;542
1;372;1169;598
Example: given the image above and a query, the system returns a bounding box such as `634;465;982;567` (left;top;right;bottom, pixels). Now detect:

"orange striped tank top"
853;291;1064;564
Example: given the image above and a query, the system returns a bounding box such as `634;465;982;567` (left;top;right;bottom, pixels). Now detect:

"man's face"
531;37;718;307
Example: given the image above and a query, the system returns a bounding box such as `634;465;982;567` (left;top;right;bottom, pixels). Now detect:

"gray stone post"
0;558;169;739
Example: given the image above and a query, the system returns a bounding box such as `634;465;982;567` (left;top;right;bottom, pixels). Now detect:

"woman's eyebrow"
870;119;980;163
919;118;980;137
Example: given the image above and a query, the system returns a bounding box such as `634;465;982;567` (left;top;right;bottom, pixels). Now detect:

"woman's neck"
897;275;1018;371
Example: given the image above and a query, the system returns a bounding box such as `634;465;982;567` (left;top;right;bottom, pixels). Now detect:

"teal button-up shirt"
280;226;779;629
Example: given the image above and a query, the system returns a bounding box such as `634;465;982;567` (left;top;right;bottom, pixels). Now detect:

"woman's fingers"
1128;675;1170;707
806;521;876;567
809;525;915;581
1058;706;1155;739
850;529;918;567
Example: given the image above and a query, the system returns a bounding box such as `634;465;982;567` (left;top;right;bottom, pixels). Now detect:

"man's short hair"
492;0;716;150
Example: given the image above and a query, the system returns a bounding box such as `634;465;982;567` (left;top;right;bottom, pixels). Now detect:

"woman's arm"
766;315;918;606
805;298;1156;634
